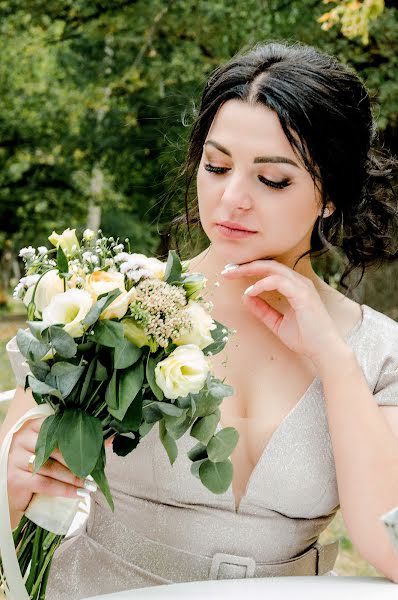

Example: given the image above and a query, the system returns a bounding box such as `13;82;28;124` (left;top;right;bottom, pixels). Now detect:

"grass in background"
0;316;387;579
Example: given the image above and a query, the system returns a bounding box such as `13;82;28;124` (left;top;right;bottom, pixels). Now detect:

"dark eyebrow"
204;139;300;169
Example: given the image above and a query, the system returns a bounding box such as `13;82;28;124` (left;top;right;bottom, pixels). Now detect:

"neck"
186;245;328;315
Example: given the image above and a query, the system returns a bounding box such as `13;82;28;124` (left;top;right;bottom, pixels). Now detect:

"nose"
220;171;253;211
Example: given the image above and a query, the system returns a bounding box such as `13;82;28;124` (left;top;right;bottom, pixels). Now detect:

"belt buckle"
209;552;256;579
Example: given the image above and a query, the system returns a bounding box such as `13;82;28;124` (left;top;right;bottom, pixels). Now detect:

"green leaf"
114;339;141;369
91;446;114;512
202;320;231;356
164;250;183;284
27;375;63;400
191;389;222;418
207;427;239;462
159;420;178;465
105;371;118;410
138;421;155;436
190;458;208;479
16;329;50;362
91;320;124;348
199;459;233;494
58;409;103;479
112;433;140;457
94;360;108;381
108;360;144;421
48;326;78;358
56;245;68;275
190;410;220;445
82;289;122;327
34;414;62;472
27;360;50;382
146;353;163;401
187;441;208;462
27;321;50;341
46;362;85;398
79;358;97;403
164;412;193;440
116;388;143;430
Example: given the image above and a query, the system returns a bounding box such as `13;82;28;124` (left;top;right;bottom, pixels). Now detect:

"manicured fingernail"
76;488;91;498
221;264;238;274
86;474;94;482
84;480;98;493
244;285;255;295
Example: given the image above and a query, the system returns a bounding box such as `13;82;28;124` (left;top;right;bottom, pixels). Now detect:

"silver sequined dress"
6;303;398;599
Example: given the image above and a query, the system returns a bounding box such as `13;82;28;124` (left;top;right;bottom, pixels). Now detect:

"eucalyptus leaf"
16;329;51;362
112;433;141;457
164;412;193;440
48;326;78;358
190;410;220;445
207;427;239;462
27;321;50;341
94;360;108;381
46;362;85;398
91;446;114;511
82;289;121;327
27;375;63;400
114;339;141;369
159;420;178;465
115;389;143;431
199;459;233;494
57;409;103;478
164;249;183;285
27;360;50;382
190;458;208;479
146;353;163;401
142;400;163;423
187;441;208;462
138;421;155;437
34;413;62;472
92;320;124;348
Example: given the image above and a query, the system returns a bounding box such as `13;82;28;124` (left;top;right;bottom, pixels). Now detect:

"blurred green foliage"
0;0;396;257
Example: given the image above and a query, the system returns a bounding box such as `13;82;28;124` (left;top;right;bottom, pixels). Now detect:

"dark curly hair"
162;41;398;293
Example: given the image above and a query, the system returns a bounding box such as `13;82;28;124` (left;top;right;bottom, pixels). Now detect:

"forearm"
316;344;398;582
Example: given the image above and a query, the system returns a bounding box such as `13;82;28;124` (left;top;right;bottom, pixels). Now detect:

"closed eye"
204;163;291;190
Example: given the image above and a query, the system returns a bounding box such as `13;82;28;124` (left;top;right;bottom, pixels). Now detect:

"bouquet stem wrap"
0;404;78;599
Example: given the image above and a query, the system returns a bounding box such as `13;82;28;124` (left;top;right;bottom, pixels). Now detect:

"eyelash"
204;163;290;190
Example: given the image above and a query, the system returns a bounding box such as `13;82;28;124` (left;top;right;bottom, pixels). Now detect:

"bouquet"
0;228;238;599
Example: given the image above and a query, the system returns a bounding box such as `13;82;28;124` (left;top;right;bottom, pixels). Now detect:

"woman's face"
196;99;333;267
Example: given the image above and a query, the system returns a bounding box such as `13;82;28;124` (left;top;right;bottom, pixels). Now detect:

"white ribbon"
0;404;78;599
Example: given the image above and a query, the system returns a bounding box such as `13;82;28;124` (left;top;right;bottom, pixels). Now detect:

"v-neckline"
218;303;367;514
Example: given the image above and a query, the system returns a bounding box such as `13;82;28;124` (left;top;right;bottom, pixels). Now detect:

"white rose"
155;344;210;400
23;270;65;316
48;228;80;257
173;300;216;349
42;289;93;338
100;288;137;320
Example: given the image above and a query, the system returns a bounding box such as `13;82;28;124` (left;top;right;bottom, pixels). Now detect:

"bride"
2;41;398;598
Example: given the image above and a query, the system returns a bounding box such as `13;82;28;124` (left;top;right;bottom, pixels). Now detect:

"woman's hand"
221;259;346;367
7;416;97;529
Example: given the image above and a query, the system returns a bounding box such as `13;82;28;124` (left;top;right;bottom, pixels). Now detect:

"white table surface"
85;576;397;600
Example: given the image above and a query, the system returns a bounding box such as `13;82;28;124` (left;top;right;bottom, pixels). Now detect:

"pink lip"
216;224;257;239
218;221;256;232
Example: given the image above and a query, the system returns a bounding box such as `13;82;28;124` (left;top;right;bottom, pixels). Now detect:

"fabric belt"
85;502;339;582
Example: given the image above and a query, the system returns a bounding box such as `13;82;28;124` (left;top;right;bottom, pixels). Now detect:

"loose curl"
161;41;398;293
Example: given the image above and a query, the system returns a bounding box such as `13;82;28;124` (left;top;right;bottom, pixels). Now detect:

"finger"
29;472;89;500
17;449;85;487
222;260;310;285
243;295;284;335
244;275;298;301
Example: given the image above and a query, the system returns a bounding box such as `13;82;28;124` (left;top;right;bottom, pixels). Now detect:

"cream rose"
154;344;210;400
85;270;126;300
173;300;216;349
23;270;65;316
42;289;93;338
48;228;80;257
100;288;137;320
